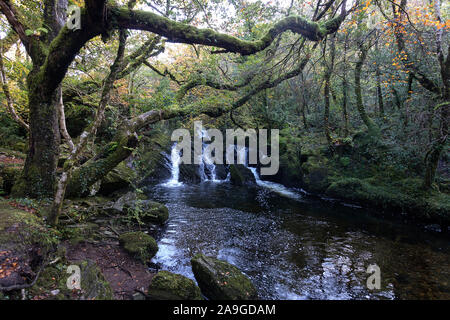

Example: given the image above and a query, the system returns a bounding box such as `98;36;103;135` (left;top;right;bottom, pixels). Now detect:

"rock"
0;201;56;290
132;292;146;300
124;200;169;225
30;260;113;300
119;232;158;264
112;191;148;212
77;260;114;299
148;271;203;300
191;254;258;300
98;161;137;196
214;164;229;180
179;163;203;183
111;192;169;225
229;165;256;186
0;165;22;195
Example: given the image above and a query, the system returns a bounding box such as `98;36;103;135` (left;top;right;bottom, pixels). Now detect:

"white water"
162;141;302;200
248;167;303;200
161;143;183;187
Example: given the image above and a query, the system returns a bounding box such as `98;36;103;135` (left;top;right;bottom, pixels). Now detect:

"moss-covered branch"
111;6;346;55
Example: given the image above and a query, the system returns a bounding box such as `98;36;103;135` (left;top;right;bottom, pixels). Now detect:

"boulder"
148;271;203;300
119;232;158;263
229;165;256;186
213;164;229;181
98;161;137;196
0;165;22;195
112;192;169;225
179;163;203;183
29;259;113;300
191;254;258;300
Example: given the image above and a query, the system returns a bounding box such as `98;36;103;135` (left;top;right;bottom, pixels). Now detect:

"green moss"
148;271;203;300
0;165;22;195
191;254;258;300
0;200;59;250
29;260;113;300
124;200;169;225
118;231;158;263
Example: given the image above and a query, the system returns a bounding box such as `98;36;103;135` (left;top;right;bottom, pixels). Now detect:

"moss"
191;254;258;300
325;177;450;225
28;260;113;300
148;271;203;300
124;200;169;225
0;165;22;195
0;200;59;250
98;161;137;195
229;164;256;186
118;231;158;263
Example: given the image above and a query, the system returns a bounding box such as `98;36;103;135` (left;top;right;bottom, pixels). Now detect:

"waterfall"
162;143;183;187
199;129;219;182
248;167;302;200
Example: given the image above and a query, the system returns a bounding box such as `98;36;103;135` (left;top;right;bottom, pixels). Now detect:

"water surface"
146;181;450;300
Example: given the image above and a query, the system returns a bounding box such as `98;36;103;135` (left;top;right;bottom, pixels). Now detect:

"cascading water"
162;139;302;198
249;167;303;200
199;129;219;182
162;143;183;187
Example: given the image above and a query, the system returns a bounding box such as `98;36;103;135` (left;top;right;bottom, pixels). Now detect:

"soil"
65;241;154;299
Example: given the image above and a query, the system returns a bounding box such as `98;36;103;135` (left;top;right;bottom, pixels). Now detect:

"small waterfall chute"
161;143;183;187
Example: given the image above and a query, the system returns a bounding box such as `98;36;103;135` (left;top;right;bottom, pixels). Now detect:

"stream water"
145;144;450;300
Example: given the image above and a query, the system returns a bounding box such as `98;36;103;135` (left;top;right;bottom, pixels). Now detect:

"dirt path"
65;241;154;299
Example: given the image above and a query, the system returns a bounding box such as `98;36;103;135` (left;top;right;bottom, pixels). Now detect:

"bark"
375;34;384;117
48;29;128;225
1;0;347;199
354;45;379;135
0;45;29;131
323;34;336;145
342;34;349;136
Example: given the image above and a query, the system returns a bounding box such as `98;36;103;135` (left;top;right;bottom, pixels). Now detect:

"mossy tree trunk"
354;44;379;136
1;0;349;203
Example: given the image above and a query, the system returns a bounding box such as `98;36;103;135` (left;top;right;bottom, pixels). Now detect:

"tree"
0;0;350;223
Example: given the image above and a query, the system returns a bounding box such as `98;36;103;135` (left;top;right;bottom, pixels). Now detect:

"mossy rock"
112;191;148;212
29;260;113;300
0;165;22;195
0;200;59;290
191;254;258;300
229;164;256;186
148;271;203;300
98;161;137;196
119;231;158;263
124;200;169;225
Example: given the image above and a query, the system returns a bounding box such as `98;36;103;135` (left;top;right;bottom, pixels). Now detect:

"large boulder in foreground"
119;232;158;264
191;254;258;300
148;271;203;300
229;165;256;186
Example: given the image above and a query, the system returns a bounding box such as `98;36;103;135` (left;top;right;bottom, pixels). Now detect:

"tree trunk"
355;45;379;136
12;71;60;198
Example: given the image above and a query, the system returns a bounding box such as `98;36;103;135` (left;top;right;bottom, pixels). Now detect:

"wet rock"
30;259;113;300
119;232;158;264
179;164;203;183
214;164;229;180
98;162;137;196
148;271;203;300
191;254;258;300
111;192;169;225
229;165;256;186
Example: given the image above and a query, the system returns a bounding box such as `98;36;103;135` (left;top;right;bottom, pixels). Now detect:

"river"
144;144;450;300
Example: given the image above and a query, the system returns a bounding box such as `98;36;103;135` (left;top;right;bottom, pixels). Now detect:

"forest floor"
65;241;153;299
